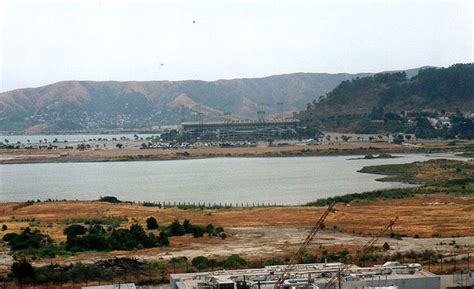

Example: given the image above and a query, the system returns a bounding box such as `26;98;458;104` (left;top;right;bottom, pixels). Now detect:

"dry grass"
1;193;473;242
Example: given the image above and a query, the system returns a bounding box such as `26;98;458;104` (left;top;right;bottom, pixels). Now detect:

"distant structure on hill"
181;119;299;141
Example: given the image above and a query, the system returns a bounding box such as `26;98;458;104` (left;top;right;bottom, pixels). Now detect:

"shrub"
192;226;205;238
66;223;166;252
167;219;185;236
192;256;209;268
99;196;121;203
146;217;159;230
223;254;247;268
64;224;87;237
3;228;59;257
1;224;7;231
11;260;35;282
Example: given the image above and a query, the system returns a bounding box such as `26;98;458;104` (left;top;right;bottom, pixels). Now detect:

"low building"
171;262;440;289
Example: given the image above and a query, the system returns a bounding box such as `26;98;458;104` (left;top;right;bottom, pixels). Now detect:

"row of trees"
2;218;224;258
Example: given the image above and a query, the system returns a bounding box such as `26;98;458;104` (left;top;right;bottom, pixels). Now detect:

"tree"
64;224;86;237
146;217;159;230
11;259;35;285
116;143;123;149
205;224;215;234
223;254;247;268
168;219;185;236
1;224;7;231
383;242;390;251
159;231;169;246
192;256;209;268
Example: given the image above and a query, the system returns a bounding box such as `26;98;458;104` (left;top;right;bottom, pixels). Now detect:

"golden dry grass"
1;193;473;241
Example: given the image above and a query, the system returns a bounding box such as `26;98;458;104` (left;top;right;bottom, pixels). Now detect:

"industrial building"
170;262;440;289
180;119;300;141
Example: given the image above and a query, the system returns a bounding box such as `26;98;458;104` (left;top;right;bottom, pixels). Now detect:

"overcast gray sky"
0;0;472;92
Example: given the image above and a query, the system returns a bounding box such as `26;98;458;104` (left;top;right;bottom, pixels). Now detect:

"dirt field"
1;193;473;269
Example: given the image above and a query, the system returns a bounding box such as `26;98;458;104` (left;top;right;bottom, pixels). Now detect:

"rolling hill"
298;63;474;134
0;66;431;133
0;72;374;132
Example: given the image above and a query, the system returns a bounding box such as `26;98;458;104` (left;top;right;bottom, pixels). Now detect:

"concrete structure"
181;119;299;141
171;262;440;289
440;271;474;289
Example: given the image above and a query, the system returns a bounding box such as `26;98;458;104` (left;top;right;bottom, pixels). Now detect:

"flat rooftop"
171;262;440;289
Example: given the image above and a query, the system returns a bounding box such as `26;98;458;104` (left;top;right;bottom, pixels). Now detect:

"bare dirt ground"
0;193;473;270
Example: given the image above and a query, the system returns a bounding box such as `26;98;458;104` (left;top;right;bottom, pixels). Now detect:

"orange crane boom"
273;202;336;289
323;216;399;289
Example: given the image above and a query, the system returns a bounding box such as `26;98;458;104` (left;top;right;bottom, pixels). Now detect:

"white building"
171;262;440;289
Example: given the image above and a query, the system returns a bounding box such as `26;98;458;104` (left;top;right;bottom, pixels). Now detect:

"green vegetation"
307;188;418;206
162;219;225;239
2;228;61;258
299;64;474;138
146;216;159;230
2;218;223;258
358;159;474;187
64;223;168;252
308;159;473;206
98;196;122;203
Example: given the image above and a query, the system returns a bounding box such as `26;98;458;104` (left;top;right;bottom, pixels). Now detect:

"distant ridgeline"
0;72;372;132
298;63;474;139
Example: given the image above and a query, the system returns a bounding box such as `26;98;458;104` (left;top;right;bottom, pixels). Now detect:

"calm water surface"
0;154;467;204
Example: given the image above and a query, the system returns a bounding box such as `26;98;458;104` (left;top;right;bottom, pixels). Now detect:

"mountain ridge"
0;67;429;132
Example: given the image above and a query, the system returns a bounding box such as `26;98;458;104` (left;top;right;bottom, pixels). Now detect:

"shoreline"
1;142;472;165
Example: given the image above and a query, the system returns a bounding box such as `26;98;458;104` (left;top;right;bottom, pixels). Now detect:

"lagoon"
0;153;467;204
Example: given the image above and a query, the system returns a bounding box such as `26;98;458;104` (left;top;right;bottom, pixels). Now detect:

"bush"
2;231;60;258
146;217;159;230
192;226;205;238
11;260;35;282
66;223;167;252
167;219;185;236
223;254;247;268
64;224;87;237
1;224;7;231
99;196;121;203
192;256;209;268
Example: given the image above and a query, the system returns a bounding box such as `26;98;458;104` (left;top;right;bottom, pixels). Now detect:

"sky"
0;0;472;92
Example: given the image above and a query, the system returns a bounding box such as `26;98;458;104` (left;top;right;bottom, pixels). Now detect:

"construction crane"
323;216;399;289
273;202;336;289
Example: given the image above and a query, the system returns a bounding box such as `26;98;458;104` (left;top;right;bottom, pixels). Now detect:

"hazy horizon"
1;0;472;92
